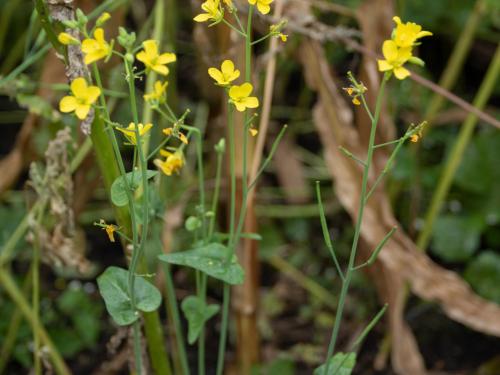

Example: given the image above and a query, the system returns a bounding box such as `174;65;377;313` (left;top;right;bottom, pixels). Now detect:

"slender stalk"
31;204;46;375
322;76;387;375
0;269;70;375
215;103;235;375
163;264;190;375
209;146;224;238
416;44;500;251
124;58;151;375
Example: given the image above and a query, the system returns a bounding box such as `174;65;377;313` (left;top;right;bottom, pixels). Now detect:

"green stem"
416;43;500;251
209;147;224;238
31;203;46;375
124;58;151;375
322;76;387;375
0;267;32;374
215;103;235;375
142;0;165;156
0;268;70;375
163;264;190;375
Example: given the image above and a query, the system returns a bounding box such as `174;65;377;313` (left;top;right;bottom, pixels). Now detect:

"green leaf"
181;295;219;344
97;266;162;326
465;251;500;304
431;214;484;262
110;170;158;207
314;352;356;375
158;242;245;285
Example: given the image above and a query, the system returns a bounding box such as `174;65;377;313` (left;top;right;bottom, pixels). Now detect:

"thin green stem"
352;227;397;270
31;203;46;375
221;17;246;37
163;264;190;375
124;58;151;375
216;284;230;375
209;147;224;238
322;75;387;375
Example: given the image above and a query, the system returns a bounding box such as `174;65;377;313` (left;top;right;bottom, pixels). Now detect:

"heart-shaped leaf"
97;266;161;326
158;242;244;285
314;352;356;375
181;295;220;344
110;170;158;207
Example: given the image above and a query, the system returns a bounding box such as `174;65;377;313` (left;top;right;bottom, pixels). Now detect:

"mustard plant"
315;16;431;374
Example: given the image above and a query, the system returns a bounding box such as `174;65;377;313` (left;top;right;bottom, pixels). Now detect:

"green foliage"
181;295;219;344
465;251;500;304
110;170;158;207
314;352;356;375
158;242;245;285
431;214;483;262
97;266;161;326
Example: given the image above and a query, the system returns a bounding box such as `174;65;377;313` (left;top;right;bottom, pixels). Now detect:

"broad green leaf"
181;295;219;344
314;352;356;375
465;251;500;304
158;242;244;285
97;266;161;326
110;170;158;207
431;214;484;262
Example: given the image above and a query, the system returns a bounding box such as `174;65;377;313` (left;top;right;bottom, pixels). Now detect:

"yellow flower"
58;32;79;45
154;150;185;176
144;80;168;103
116;122;153;145
410;134;420;143
270;24;287;42
99;219;118;242
59;77;101;120
163;127;189;144
392;16;432;48
208;60;240;86
193;0;223;23
136;40;177;76
377;40;412;80
342;84;366;106
81;28;111;65
229;83;259;112
249;128;258;136
248;0;274;15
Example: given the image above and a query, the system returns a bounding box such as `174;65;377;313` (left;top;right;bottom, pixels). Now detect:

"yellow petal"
234;102;246;112
417;31;433;38
94;28;105;42
257;3;271;14
85;86;101;103
221;60;235;75
394;66;410;80
75;104;90;120
70;77;88;97
143;40;158;59
377;59;392;72
242;96;259;109
194;13;211;22
59;96;77;113
152;65;169;76
136;50;148;64
382;40;398;62
208;68;225;84
157;52;176;65
392;16;402;25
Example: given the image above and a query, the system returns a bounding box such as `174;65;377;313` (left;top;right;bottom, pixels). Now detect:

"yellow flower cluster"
377;16;432;80
194;0;274;22
116;123;153;145
208;60;259;112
